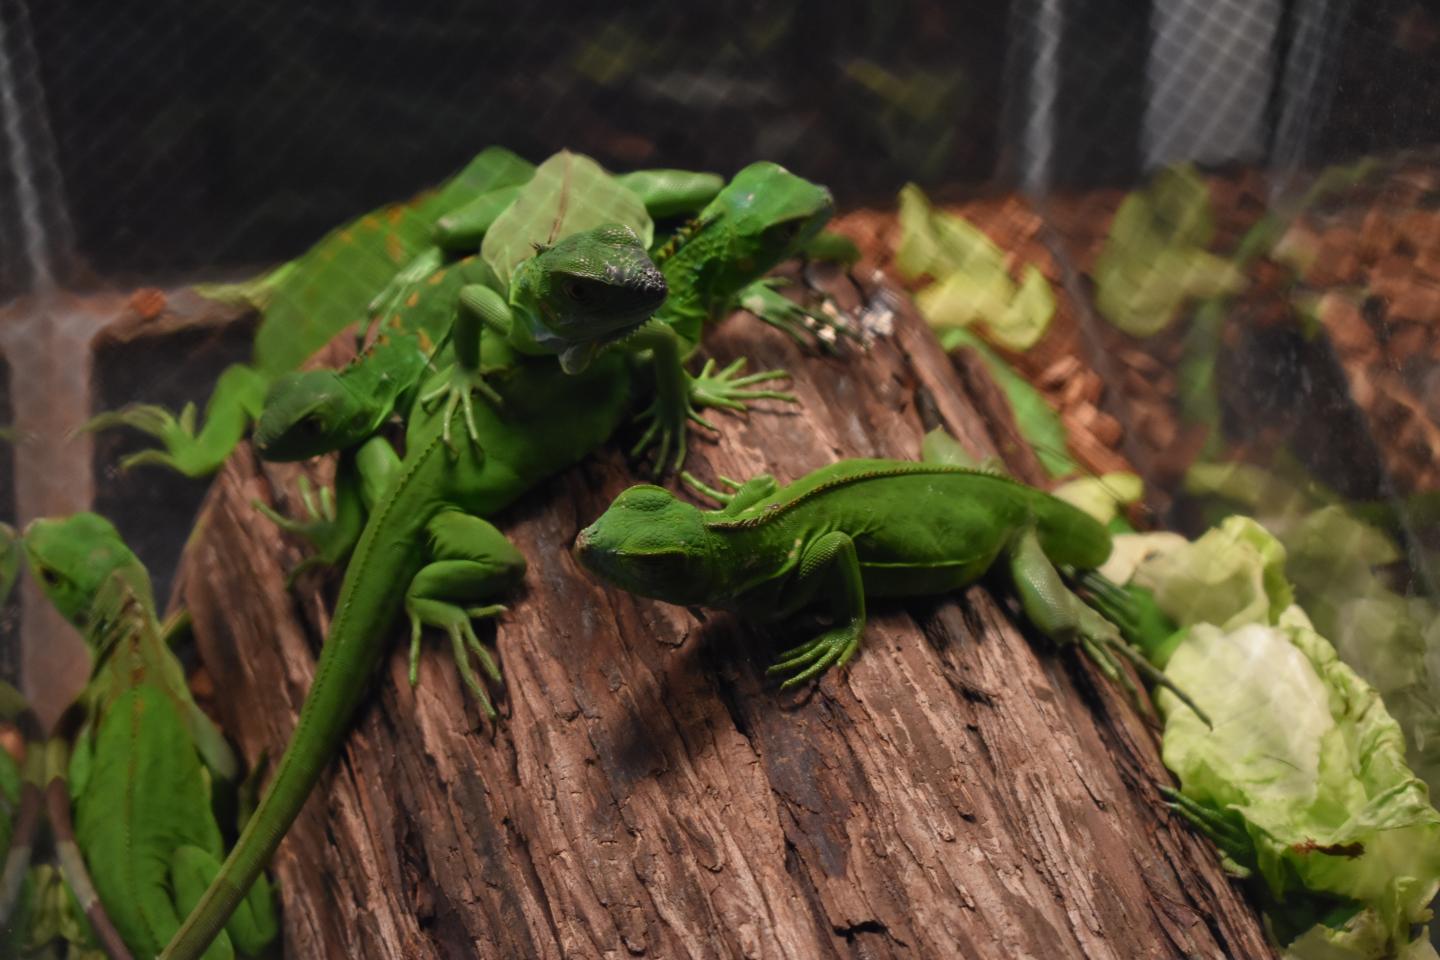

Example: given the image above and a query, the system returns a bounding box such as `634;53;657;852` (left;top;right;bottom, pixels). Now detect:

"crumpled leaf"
1051;472;1143;524
1094;531;1191;587
1134;515;1293;631
1093;165;1245;337
1158;605;1440;953
482;150;653;287
940;327;1076;478
896;183;1005;280
1284;908;1440;960
899;185;1056;351
914;266;1013;332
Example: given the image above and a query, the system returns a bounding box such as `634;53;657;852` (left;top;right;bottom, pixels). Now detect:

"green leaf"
1159;606;1440;955
941;327;1076;478
986;264;1056;351
1093;165;1245;337
482;150;653;287
895;183;1004;280
1134;515;1292;631
1052;472;1142;524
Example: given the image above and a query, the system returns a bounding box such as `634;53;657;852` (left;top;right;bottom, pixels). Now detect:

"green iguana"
23;513;277;960
253;161;833;489
157;304;670;960
160;160;839;960
574;430;1201;710
87;147;723;477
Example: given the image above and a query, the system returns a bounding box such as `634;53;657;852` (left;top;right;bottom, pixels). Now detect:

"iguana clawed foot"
419;364;503;456
739;277;858;354
632;357;796;476
253;477;356;585
1158;786;1252;874
406;599;506;719
766;622;863;690
79;403;225;477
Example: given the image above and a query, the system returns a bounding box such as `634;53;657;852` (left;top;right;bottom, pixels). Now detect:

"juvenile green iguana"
158;300;678;960
88;147;723;477
574;430;1201;711
23;514;277;960
161;160;840;960
254;161;834;486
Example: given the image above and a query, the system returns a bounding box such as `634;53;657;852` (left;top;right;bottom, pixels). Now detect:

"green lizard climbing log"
253;161;833;489
158;320;670;960
159;162;833;960
574;430;1202;712
24;513;277;960
85;146;722;477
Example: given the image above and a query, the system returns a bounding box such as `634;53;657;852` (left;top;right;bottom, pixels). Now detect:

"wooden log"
174;266;1275;959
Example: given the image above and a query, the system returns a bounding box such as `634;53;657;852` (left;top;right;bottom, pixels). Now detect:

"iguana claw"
766;622;863;689
739;277;858;354
419;364;502;456
79;403;225;477
253;476;354;585
406;599;506;720
631;357;796;477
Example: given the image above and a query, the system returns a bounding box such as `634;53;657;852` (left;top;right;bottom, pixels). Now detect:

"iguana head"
573;485;721;606
678;162;834;297
23;513;147;631
253;369;378;461
511;224;668;374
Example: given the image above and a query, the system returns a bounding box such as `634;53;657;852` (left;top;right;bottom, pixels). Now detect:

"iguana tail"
160;542;410;960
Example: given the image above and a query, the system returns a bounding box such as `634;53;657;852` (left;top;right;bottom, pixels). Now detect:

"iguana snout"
573;485;719;606
514;224;669;372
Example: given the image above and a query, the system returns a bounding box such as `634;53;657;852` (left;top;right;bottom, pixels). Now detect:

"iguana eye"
35;565;58;587
565;280;588;302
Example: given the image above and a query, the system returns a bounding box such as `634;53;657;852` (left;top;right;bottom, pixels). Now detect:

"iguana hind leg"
766;531;866;689
81;364;268;478
1007;530;1209;724
405;512;527;719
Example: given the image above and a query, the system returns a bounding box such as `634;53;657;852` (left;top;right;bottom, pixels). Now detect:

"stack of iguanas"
0;147;1191;960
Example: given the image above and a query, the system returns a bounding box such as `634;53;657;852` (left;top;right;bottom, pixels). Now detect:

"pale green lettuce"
1128;518;1440;957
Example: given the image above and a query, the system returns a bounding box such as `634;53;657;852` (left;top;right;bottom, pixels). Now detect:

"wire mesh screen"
2;0;1440;955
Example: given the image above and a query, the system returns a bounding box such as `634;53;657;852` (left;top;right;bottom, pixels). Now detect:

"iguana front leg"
682;473;778;512
405;511;527;719
418;283;505;453
82;365;269;477
766;531;867;689
627;323;796;475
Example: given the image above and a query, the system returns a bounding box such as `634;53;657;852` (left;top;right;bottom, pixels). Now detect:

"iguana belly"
76;685;220;956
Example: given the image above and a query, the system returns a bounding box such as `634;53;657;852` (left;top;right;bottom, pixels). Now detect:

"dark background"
2;0;1437;299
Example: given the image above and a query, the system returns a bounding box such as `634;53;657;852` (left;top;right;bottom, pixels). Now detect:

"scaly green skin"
25;515;277;960
161;332;647;960
654;161;834;345
86;147;721;478
574;435;1182;699
256;162;833;492
254;223;666;460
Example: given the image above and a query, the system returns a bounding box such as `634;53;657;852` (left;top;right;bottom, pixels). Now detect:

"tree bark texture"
174;266;1276;959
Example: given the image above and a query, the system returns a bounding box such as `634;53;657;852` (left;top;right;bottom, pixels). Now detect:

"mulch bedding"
828;156;1440;509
